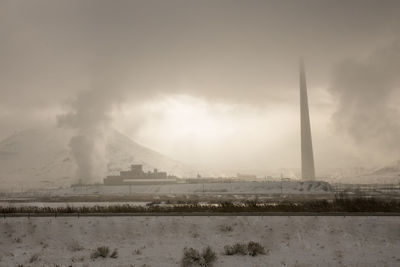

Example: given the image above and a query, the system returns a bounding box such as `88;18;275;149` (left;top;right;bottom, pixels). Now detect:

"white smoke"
57;88;113;184
329;40;400;159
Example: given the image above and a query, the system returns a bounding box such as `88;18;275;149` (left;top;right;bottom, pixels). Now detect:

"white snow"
0;216;398;266
19;180;332;198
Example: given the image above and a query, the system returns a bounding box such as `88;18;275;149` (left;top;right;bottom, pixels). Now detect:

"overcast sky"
1;0;400;172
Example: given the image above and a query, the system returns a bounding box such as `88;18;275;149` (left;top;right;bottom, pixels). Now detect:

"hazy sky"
1;0;400;172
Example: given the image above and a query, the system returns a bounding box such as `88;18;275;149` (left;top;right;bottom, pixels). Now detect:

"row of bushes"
2;197;400;214
85;243;264;267
182;242;266;267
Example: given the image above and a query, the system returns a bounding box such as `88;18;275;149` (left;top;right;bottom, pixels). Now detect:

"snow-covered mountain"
333;160;400;184
0;127;192;190
371;160;400;175
359;160;400;183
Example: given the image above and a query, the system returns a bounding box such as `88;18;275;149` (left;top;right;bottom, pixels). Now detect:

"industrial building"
104;164;177;185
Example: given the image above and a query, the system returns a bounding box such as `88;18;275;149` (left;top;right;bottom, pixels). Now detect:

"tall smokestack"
299;59;316;180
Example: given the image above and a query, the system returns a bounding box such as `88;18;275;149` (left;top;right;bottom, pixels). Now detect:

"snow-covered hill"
348;160;400;184
372;160;400;176
330;160;400;184
0;127;191;190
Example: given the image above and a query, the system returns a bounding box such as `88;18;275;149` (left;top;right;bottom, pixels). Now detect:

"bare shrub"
218;224;233;232
224;241;265;256
182;247;202;267
91;246;110;259
224;245;235;255
202;246;217;266
181;246;217;267
29;253;39;263
247;241;265;256
110;249;118;258
224;243;248;255
90;246;119;259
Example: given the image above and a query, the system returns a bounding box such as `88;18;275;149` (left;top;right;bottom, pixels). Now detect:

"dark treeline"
2;197;400;214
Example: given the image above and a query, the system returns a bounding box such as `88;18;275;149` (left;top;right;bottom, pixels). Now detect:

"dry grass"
1;197;399;214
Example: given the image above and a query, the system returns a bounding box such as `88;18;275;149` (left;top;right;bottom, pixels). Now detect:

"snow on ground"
1;216;399;267
25;181;332;197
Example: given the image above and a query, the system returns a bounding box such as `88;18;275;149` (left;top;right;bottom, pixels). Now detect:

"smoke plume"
55;39;135;182
329;40;400;159
57;88;114;183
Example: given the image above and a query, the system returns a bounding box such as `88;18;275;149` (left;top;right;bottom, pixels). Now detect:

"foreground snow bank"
1;216;399;266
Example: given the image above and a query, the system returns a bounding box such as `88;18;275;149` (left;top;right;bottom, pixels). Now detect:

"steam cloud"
57;88;113;183
56;49;134;183
330;40;400;158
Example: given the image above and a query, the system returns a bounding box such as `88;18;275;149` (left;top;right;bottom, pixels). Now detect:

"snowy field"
1;216;399;267
15;181;332;198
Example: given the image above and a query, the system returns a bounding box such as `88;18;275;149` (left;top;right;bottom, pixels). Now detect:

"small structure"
236;173;257;180
104;164;177;185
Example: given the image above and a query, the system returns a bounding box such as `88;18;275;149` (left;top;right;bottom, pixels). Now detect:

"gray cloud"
1;0;400;172
2;0;399;108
